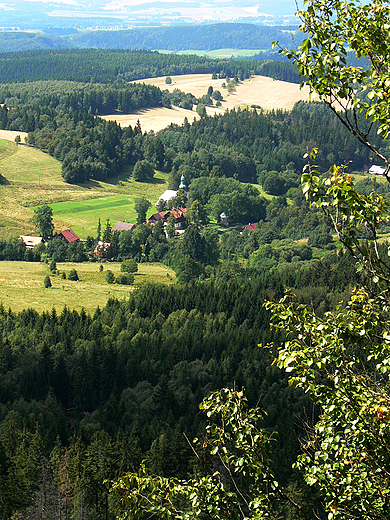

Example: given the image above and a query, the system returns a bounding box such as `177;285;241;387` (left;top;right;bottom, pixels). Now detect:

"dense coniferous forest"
0;48;301;84
0;249;360;519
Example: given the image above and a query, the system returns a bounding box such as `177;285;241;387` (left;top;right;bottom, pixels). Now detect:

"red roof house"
147;211;167;224
244;223;257;232
58;229;80;244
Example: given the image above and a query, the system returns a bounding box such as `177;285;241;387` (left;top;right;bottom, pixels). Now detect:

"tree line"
0;48;300;84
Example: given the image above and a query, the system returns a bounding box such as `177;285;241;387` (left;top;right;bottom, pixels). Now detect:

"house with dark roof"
112;221;137;232
147;211;167;225
58;229;80;244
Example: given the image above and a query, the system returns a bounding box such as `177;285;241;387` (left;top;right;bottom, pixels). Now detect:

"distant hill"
0;23;301;54
69;23;301;52
0;32;70;53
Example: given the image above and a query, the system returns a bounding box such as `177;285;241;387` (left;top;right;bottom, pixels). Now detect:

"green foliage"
266;287;390;519
109;388;304;520
186;200;208;226
196;103;206;118
68;268;79;281
33;205;54;239
134;197;151;225
132;160;155;182
121;259;138;274
43;275;51;288
262;171;286;196
116;273;134;285
276;0;390;167
106;270;115;284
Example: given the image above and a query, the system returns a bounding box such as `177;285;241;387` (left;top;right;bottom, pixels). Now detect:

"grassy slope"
0;140;169;240
0;261;176;314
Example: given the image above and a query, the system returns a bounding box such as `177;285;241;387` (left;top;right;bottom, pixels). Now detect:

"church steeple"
179;174;188;192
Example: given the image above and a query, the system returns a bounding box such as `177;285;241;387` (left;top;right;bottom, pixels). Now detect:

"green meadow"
48;171;169;238
0;260;176;314
0;141;169;240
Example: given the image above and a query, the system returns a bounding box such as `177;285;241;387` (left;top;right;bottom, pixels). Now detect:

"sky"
0;0;300;28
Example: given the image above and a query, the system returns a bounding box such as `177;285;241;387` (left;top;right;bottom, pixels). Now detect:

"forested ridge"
0;248;359;519
0;23;301;55
0;48;300;84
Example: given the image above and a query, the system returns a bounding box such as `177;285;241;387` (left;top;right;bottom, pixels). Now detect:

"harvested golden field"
0;130;28;142
101;74;317;132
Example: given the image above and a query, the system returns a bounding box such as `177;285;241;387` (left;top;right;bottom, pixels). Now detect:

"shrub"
50;260;57;272
68;269;79;281
121;259;138;274
116;273;134;285
44;275;51;288
106;270;115;284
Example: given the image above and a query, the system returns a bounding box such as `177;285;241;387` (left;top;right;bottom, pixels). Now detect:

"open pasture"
0;260;176;314
49;170;169;237
102;74;317;132
0;136;169;239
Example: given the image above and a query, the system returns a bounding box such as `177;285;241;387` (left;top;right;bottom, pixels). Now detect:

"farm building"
244;223;257;232
58;229;80;244
369;165;386;175
19;235;44;249
112;221;137;232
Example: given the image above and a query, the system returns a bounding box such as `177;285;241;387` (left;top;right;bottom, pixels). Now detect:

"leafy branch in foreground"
108;388;308;520
266;286;390;520
301;148;390;290
275;0;390;171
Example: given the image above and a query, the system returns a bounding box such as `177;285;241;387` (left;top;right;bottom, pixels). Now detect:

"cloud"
0;2;15;9
14;0;82;5
103;0;191;8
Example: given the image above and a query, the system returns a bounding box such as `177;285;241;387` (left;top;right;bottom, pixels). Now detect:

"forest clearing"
101;73;317;132
0;137;170;239
0;260;176;313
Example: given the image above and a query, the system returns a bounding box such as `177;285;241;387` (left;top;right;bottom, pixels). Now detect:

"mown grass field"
48;169;169;238
0;261;176;314
0;139;169;240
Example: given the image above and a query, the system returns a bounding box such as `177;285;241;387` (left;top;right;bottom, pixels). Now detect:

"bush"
44;275;51;288
68;269;79;281
50;260;57;272
121;259;138;274
132;160;155;182
106;270;115;284
116;273;134;285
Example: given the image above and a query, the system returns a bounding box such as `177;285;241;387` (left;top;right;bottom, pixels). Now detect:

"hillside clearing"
0;261;176;314
0;139;169;240
102;74;317;132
